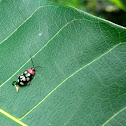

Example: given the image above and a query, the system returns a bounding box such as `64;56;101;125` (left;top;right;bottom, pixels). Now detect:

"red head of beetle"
27;68;35;75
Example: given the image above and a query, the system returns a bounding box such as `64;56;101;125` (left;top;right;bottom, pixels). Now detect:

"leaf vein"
102;107;126;126
0;5;57;45
19;43;120;120
0;18;96;87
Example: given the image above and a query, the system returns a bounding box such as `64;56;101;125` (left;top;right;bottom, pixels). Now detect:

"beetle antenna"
30;55;34;68
34;66;41;69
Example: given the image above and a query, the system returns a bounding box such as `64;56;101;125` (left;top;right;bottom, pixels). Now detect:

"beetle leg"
27;82;31;85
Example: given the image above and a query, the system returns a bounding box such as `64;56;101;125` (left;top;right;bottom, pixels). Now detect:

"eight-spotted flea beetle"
12;57;40;92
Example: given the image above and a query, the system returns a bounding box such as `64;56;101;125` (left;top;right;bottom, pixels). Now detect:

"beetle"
12;57;40;92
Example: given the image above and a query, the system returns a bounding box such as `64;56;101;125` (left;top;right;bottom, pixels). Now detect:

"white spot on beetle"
24;71;27;74
20;82;24;85
27;73;30;76
27;77;30;81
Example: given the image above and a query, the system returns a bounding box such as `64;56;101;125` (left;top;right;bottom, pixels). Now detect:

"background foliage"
50;0;126;27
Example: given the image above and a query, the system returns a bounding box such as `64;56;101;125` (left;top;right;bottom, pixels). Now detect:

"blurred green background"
49;0;126;27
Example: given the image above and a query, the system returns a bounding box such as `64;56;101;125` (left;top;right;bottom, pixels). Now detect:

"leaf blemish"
39;32;43;36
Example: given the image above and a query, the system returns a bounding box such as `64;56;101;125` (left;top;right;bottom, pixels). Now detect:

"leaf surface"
0;0;126;126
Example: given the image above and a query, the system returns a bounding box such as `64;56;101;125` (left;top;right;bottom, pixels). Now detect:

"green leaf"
0;0;126;126
109;0;126;11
